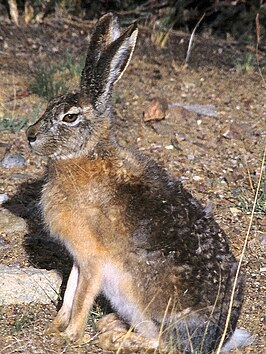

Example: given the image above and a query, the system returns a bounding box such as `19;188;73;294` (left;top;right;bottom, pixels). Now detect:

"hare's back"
115;156;231;260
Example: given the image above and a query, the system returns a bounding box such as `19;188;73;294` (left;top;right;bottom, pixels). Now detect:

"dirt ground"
0;16;265;354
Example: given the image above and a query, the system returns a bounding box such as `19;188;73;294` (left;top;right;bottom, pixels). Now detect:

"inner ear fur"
80;13;121;92
98;23;138;86
81;19;138;111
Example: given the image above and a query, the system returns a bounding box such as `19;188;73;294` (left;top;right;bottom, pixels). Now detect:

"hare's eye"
62;114;79;123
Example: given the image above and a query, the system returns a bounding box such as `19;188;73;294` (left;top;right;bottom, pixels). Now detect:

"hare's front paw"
46;309;70;334
46;321;90;345
62;323;87;344
96;314;161;353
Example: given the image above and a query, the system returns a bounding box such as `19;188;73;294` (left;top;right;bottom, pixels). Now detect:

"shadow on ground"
3;179;111;312
3;178;72;306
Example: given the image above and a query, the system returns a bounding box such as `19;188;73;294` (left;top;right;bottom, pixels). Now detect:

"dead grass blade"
185;13;206;66
255;12;266;88
216;145;266;353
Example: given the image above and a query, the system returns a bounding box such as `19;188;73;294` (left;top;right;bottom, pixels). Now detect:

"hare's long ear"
81;20;138;111
81;13;120;94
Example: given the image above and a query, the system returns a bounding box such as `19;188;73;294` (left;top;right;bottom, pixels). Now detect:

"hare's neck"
46;154;117;180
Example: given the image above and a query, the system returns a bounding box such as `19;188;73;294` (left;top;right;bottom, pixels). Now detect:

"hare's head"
26;13;138;159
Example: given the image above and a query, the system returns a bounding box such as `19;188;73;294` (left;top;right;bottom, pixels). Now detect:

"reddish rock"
143;97;168;122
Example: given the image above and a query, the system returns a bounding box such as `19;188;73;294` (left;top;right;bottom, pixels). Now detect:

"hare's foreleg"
49;262;79;332
63;258;102;343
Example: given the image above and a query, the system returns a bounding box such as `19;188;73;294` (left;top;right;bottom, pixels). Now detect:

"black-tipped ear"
81;13;120;91
81;21;138;111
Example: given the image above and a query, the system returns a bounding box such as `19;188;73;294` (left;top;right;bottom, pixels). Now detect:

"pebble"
170;102;218;117
12;173;33;179
0;193;8;204
188;154;195;161
260;235;266;246
230;207;242;215
165;144;174;150
0;239;6;247
1;153;26;168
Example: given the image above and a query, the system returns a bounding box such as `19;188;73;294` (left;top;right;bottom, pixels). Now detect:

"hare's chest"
42;174;111;209
41;177;123;243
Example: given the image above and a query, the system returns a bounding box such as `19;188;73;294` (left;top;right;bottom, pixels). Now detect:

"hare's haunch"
26;13;251;354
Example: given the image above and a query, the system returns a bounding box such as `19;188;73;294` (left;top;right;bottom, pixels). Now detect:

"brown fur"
26;13;246;354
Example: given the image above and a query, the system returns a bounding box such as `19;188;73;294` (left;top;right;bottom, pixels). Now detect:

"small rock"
1;153;25;168
175;133;187;142
0;264;62;305
183;82;196;90
230;207;242;215
197;119;202;126
0;208;27;234
143;97;168;122
0;239;6;247
0;193;8;204
12;173;33;179
223;128;238;140
169;102;218;117
260;235;266;247
150;144;162;151
222;122;250;140
168;106;197;122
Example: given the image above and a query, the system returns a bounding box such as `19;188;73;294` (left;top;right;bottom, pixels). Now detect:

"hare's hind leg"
96;313;162;353
47;262;79;333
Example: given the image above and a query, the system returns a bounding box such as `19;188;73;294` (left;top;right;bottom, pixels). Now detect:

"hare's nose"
26;126;37;143
28;135;36;143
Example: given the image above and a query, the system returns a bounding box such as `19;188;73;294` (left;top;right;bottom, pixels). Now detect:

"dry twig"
185;13;205;65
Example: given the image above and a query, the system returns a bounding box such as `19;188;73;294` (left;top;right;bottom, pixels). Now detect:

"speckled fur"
26;13;245;354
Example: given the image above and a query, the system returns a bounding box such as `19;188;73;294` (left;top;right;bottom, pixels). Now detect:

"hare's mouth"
27;142;46;156
27;135;55;157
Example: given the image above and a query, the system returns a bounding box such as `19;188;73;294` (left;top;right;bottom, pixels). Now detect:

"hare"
26;13;251;354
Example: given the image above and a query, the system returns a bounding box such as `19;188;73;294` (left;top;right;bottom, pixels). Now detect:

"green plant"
151;6;176;48
29;65;68;100
0;117;28;132
87;302;105;331
113;93;122;104
61;52;84;78
30;103;43;123
237;170;266;214
236;52;256;72
29;54;84;100
0;104;42;132
238;188;266;214
9;311;35;334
